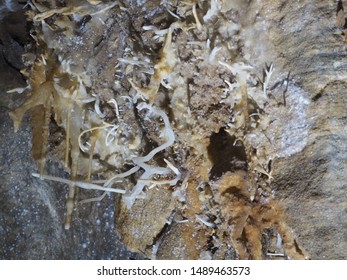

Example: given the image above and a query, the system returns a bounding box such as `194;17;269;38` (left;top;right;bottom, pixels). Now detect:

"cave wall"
0;0;346;260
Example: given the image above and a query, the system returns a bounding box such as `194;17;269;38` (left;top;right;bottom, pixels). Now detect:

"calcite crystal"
5;0;346;259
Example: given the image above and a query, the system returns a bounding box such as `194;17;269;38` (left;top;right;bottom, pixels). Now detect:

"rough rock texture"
1;0;346;260
242;0;347;259
0;3;142;260
0;68;143;260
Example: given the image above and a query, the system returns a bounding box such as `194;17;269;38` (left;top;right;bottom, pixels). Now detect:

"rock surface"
0;0;346;260
0;4;142;260
243;0;347;260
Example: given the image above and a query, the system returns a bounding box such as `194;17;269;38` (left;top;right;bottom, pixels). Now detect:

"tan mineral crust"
0;0;346;259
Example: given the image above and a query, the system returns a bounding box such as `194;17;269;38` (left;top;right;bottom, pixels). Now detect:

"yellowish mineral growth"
128;27;176;103
8;1;310;261
216;171;309;259
33;1;117;22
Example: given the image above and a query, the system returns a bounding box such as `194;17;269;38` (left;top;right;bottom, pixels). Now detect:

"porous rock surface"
0;0;346;260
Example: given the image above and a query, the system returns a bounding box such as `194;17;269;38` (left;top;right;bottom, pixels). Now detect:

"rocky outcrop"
242;0;347;259
1;0;346;259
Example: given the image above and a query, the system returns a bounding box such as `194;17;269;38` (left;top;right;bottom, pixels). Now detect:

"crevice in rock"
208;127;247;180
